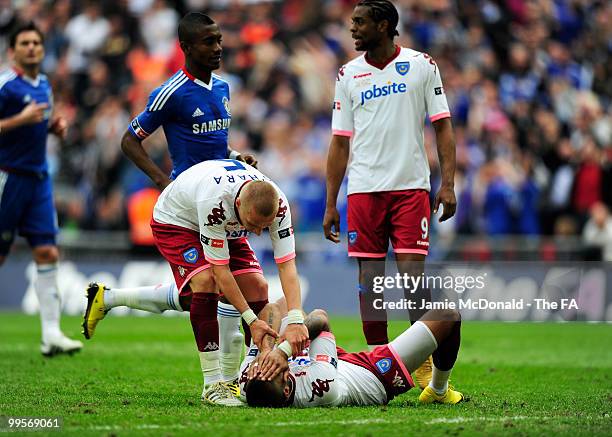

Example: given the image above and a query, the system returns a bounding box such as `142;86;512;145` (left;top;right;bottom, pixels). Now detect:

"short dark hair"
178;12;215;44
9;22;44;48
245;379;288;408
357;0;400;38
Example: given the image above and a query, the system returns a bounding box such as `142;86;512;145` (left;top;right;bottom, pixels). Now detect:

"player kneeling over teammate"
84;160;308;406
242;303;463;407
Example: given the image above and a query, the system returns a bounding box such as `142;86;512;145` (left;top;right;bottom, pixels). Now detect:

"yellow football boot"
413;355;433;389
418;385;464;405
82;282;108;339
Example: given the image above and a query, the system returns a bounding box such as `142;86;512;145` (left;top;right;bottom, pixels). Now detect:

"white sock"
429;365;452;395
34;263;62;343
103;283;181;313
217;302;244;382
388;321;438;373
199;350;222;386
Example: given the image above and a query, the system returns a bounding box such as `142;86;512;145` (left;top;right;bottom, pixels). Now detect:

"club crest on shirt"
375;358;392;374
395;61;410;76
182;247;199;264
348;231;358;245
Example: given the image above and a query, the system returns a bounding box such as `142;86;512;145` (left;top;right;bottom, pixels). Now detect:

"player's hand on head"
433;186;457;222
238;153;258;169
282;324;309;356
323;206;341;243
257;349;289;381
247;351;269;380
250;319;278;351
20;101;48;125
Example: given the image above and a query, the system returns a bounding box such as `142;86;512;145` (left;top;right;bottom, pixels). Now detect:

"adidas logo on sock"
192;107;204;117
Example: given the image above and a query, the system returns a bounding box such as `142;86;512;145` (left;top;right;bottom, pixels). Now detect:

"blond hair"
240;181;279;218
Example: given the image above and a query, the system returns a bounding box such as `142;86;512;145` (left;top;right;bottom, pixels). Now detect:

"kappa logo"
276;198;288;225
375;358;392;374
205;201;226;226
182;247;199;264
392;370;406;388
434;87;444;95
395;61;410;76
308;378;334;402
177;265;187;277
192;107;204;117
202;341;219;351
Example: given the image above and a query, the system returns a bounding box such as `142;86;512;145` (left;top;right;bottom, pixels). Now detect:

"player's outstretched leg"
389;309;464;405
81;282;183;339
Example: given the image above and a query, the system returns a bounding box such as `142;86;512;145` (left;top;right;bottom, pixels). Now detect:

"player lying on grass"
241;302;463;407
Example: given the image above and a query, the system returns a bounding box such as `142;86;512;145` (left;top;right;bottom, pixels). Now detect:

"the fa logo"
375;358;392;374
182;247;199;264
395;62;410;76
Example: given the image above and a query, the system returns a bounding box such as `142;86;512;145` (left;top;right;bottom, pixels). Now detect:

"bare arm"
277;258;309;355
256;302;283;353
212;264;278;349
276;258;301;313
432;117;457;222
0;102;48;134
121;130;171;190
323;135;350;243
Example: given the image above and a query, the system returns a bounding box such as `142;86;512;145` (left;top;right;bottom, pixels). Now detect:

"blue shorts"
0;169;58;255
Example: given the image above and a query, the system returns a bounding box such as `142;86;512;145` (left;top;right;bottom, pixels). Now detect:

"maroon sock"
190;293;219;352
242;299;269;346
359;292;388;345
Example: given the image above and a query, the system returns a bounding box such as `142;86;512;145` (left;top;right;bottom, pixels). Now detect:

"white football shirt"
239;332;387;407
153;159;295;265
331;46;451;195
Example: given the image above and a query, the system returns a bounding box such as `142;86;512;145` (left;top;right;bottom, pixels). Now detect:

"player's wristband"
229;149;241;160
277;340;292;358
241;309;258;326
287;309;304;325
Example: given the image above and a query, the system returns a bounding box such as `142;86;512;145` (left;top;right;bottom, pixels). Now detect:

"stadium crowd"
0;0;609;244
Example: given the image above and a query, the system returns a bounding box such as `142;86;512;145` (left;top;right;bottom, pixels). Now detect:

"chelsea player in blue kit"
83;13;273;405
0;22;82;356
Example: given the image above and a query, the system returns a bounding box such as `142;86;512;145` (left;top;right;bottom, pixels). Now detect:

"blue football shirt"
0;69;53;174
128;68;232;179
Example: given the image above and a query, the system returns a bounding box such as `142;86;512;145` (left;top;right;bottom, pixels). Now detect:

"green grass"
0;313;611;436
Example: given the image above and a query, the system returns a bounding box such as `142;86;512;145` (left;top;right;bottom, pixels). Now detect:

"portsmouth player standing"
83;13;265;395
153;159;307;404
0;22;82;356
323;0;457;389
242;304;463;407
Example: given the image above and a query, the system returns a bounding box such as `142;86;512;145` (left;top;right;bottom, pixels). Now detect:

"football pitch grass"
0;313;610;436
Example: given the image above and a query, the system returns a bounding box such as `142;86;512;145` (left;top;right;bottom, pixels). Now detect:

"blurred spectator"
583;202;612;261
0;0;608;241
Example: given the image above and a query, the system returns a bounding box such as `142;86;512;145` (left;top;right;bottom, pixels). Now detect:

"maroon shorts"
337;344;414;402
151;219;262;295
347;190;430;258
